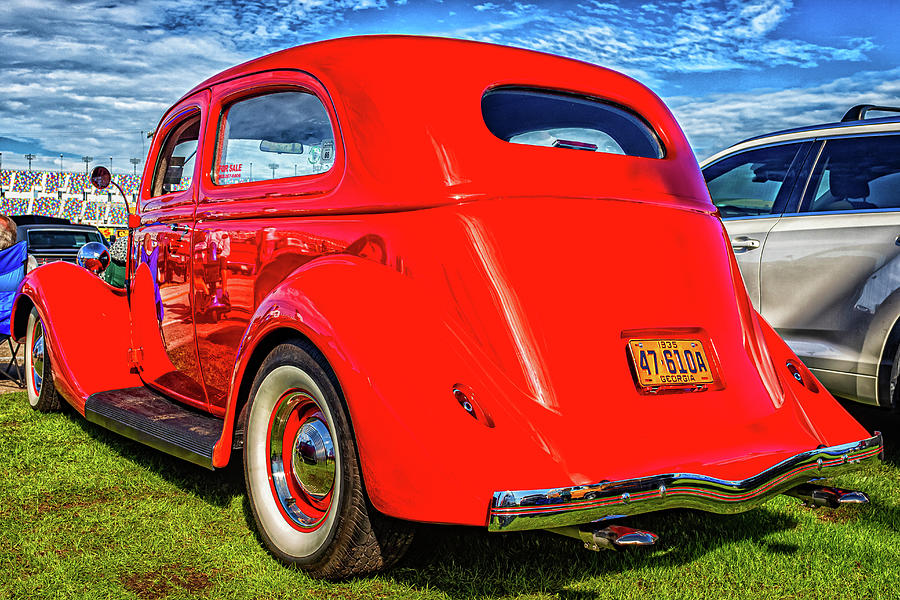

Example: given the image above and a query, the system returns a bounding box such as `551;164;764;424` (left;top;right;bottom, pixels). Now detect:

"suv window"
214;91;335;184
704;143;804;218
481;88;664;159
26;229;103;249
151;112;200;197
802;135;900;213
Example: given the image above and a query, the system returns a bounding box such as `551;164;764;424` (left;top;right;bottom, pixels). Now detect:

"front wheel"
243;340;413;579
25;308;60;412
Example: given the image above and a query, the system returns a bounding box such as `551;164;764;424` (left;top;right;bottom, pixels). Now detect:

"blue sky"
1;0;898;172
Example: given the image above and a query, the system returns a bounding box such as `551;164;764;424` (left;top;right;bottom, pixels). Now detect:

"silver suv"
701;105;900;409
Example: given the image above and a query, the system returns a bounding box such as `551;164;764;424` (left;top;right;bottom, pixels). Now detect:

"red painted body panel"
201;197;869;525
16;36;873;528
12;262;142;412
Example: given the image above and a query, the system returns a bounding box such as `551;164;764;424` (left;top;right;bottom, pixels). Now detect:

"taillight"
786;360;819;394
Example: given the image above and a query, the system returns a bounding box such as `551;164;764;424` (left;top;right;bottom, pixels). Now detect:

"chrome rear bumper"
488;433;883;532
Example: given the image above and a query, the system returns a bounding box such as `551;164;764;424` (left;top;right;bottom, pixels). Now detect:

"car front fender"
12;262;142;413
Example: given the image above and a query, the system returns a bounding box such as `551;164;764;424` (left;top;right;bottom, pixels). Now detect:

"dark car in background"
11;215;106;269
701;104;900;410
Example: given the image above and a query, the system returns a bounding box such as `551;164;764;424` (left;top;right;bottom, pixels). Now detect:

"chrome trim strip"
488;433;882;532
722;214;783;221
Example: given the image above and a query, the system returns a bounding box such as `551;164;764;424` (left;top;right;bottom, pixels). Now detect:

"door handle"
730;237;760;251
167;224;193;237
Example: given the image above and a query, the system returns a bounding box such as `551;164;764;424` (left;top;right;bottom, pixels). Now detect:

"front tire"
25;308;60;412
243;340;412;579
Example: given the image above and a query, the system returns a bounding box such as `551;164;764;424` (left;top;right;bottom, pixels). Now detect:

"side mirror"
90;165;137;229
77;242;111;275
90;166;112;190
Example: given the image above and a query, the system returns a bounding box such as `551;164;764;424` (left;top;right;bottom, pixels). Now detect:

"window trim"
140;92;208;214
150;109;202;198
211;86;337;188
702;140;812;220
481;85;666;160
795;133;900;216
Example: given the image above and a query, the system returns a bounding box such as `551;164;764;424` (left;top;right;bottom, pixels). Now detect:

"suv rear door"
758;133;900;404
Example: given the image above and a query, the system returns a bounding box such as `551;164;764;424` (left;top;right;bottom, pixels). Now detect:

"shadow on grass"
839;399;900;465
65;406;244;509
390;508;799;599
56;397;896;598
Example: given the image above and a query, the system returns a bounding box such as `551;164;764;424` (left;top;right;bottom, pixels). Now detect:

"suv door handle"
730;237;760;251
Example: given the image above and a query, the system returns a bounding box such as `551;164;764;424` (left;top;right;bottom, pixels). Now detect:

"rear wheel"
243;340;413;579
25;308;60;412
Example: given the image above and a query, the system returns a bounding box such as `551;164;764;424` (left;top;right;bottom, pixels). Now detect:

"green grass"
1;391;899;600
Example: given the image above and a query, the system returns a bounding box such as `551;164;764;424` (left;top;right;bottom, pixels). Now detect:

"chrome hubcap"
268;390;336;529
31;321;44;395
292;418;335;500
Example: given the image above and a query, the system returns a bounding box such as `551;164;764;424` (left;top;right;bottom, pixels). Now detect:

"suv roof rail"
841;104;900;122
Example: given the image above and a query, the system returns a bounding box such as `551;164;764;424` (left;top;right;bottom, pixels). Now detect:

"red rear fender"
219;256;489;519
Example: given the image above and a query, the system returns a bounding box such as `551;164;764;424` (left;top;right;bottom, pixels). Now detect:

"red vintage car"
13;36;882;578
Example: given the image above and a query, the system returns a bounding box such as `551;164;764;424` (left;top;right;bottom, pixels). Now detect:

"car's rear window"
482;88;664;159
26;229;103;250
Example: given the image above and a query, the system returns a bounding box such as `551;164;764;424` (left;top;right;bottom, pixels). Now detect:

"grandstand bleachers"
0;168;134;227
43;172;64;193
59;198;83;221
0;197;32;214
33;196;62;217
12;170;42;192
67;172;88;193
82;201;103;222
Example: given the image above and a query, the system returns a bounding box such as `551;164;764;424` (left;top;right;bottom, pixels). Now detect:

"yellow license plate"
628;339;715;387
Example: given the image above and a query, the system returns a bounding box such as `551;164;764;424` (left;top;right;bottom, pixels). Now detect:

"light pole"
25;154;35;171
59;154;63;172
82;156;93;174
268;162;278;178
129;157;140;175
109;157;113;172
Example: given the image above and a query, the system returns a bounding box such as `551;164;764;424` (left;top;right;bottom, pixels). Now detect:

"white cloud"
667;67;900;159
0;0;887;171
436;0;873;79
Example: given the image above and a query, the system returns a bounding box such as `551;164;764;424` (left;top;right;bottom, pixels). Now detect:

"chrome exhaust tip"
548;524;659;551
592;525;659;550
785;483;870;508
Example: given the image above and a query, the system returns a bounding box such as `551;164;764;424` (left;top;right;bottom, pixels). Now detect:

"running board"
84;387;223;470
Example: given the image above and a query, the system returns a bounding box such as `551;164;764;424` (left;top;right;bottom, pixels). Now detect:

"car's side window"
801;135;900;213
150;111;201;197
213;91;335;185
704;143;804;218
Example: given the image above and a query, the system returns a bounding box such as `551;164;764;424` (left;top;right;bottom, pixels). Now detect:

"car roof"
10;215;71;226
739;114;900;145
702;111;900;166
155;35;712;212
